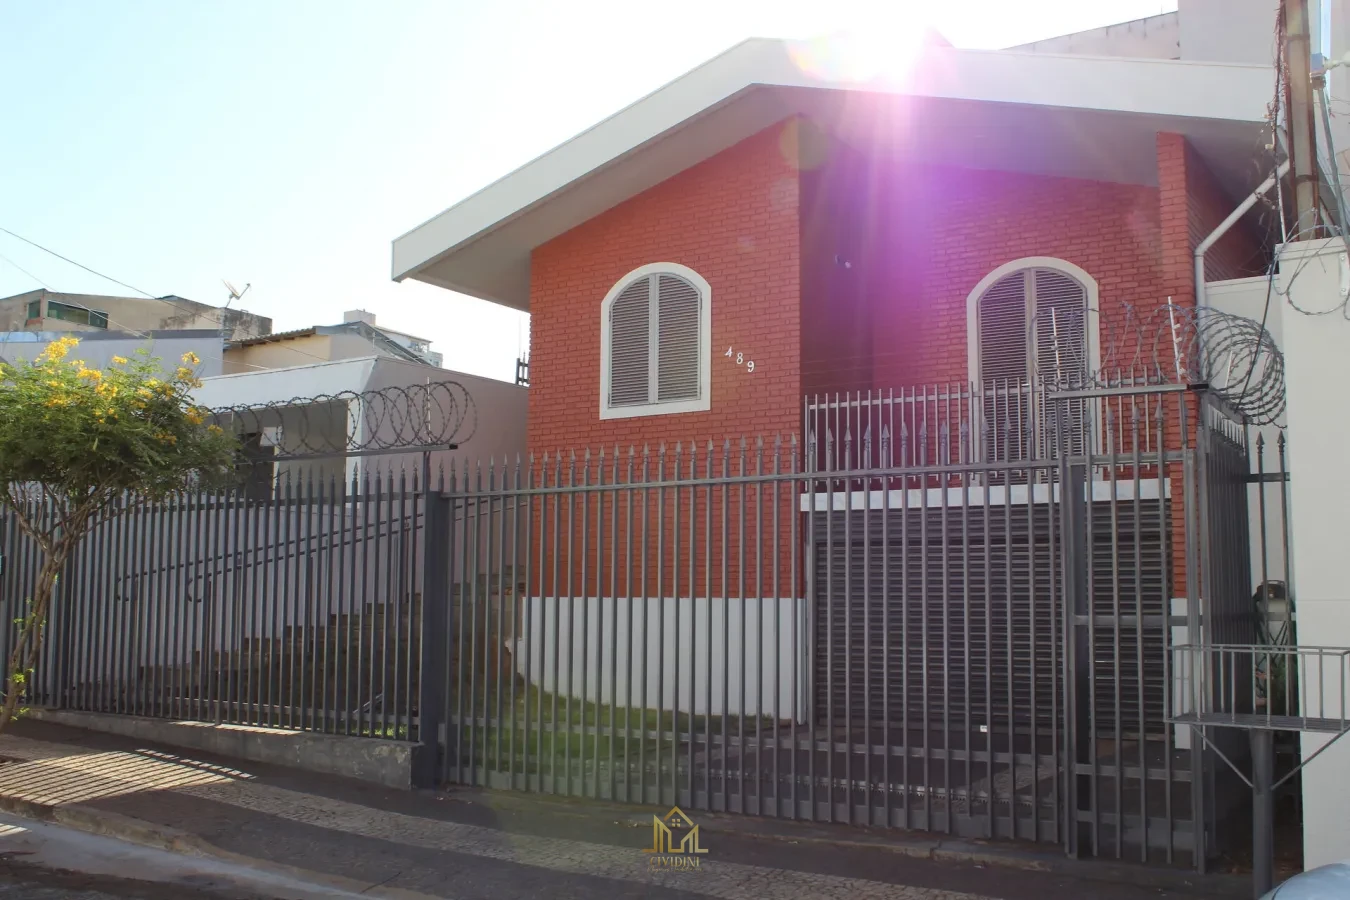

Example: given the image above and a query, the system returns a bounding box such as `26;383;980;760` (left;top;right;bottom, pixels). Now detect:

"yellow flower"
136;387;153;399
185;408;204;426
77;367;103;382
39;336;79;361
155;432;178;445
111;356;128;365
174;366;194;382
46;380;60;388
207;424;224;435
180;351;200;366
96;382;118;398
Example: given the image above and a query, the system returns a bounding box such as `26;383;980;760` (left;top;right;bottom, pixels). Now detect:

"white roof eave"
392;38;1275;309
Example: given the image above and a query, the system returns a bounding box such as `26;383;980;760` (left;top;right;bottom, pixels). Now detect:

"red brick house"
394;36;1283;863
394;39;1272;456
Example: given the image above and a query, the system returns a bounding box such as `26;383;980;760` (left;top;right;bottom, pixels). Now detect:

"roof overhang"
392;38;1277;312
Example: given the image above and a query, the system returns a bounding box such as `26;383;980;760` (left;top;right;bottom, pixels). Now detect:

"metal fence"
0;379;1293;873
803;372;1173;473
1;467;429;740
431;382;1279;869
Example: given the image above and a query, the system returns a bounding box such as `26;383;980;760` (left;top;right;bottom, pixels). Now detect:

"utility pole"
1286;0;1322;233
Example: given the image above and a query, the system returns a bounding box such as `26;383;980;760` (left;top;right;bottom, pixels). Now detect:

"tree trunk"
0;550;65;734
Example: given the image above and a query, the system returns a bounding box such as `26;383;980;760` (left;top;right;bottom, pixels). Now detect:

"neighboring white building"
0;329;225;377
192;355;526;485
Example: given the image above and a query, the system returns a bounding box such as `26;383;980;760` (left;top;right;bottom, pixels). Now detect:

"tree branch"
2;485;51;554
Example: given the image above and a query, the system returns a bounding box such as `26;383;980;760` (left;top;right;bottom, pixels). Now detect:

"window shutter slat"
608;278;652;406
978;272;1029;381
978;272;1031;460
655;274;701;402
1032;269;1089;387
1032;268;1091;455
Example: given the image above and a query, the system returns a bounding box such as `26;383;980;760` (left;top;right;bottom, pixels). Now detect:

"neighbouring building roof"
227;320;435;366
391;36;1275;312
228;327;320;347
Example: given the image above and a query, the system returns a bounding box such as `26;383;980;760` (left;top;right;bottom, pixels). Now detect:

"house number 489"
725;346;755;373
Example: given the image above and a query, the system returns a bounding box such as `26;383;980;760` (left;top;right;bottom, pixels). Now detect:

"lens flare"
787;7;940;87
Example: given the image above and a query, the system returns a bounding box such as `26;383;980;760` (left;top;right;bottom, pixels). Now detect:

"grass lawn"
449;684;781;775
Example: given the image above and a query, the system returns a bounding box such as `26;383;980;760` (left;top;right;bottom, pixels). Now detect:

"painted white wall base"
512;596;809;720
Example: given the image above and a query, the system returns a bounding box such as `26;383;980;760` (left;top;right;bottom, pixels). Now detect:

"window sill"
599;398;710;420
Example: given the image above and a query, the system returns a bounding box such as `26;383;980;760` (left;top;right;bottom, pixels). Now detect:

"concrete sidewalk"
0;722;1243;900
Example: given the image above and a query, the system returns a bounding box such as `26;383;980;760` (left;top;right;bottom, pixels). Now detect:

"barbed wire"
1032;301;1286;425
206;380;477;457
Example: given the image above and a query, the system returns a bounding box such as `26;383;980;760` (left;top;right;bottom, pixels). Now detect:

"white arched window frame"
599;262;712;420
965;258;1101;458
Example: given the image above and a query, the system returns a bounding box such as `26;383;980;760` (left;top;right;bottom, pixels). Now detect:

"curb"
0;792;440;900
439;784;1253;897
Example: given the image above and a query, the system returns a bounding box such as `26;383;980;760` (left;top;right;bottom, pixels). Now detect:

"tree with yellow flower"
0;340;236;733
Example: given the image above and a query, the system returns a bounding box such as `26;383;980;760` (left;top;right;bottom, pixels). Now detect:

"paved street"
0;722;1248;900
0;862;259;900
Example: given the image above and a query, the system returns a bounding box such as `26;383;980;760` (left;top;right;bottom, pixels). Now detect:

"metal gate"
431;380;1278;869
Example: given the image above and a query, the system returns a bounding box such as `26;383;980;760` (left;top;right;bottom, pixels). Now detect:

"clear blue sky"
0;0;1176;382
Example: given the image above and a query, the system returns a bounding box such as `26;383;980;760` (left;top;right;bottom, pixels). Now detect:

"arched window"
599;263;711;419
966;259;1098;458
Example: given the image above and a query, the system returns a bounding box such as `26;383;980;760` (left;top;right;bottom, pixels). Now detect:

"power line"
0;225;156;299
0;251;50;291
0;225;335;368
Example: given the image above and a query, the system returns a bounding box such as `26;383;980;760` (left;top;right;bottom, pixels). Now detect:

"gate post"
415;491;450;788
1056;397;1091;859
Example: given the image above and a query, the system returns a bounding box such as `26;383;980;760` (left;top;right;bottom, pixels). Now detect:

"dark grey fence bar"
1;467;426;740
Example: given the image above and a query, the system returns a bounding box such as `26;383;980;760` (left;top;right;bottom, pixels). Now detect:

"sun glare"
787;5;936;86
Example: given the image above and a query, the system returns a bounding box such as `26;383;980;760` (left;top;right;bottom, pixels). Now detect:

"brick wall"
524;122;1268;604
859;166;1165;389
1158;132;1269;593
800;137;876;398
528;120;805;597
529;121;804;457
